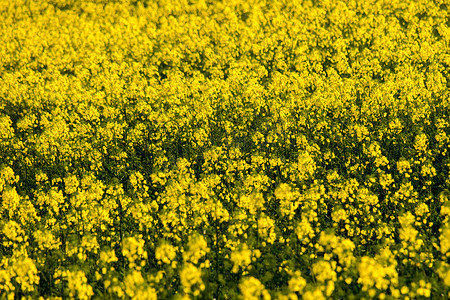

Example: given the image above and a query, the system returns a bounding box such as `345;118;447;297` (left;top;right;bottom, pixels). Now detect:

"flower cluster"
1;0;450;298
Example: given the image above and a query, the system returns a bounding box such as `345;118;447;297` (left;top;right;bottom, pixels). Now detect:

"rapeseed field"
1;0;450;298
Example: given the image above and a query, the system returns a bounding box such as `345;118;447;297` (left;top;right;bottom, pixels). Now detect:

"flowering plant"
1;0;450;298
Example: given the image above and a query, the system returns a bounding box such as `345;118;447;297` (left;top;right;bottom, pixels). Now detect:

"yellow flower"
33;230;61;250
239;276;271;300
295;218;315;244
399;212;415;227
440;227;450;255
302;287;325;300
64;175;79;195
230;243;253;273
0;269;15;299
36;188;65;215
183;234;209;265
275;183;301;219
257;214;276;244
0;115;14;140
100;249;118;264
397;160;412;175
12;256;39;292
311;260;337;282
81;235;99;254
297;151;316;181
399;227;418;243
122;236;147;269
180;263;205;296
0;166;18;193
155;243;177;265
124;270;156;299
288;271;306;293
414;133;428;153
357;253;398;292
2;220;26;244
1;187;20;218
62;270;93;300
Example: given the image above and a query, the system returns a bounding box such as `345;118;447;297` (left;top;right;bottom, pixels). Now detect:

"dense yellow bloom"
0;269;15;299
239;192;266;215
55;269;93;300
414;134;428;153
99;249;118;264
122;236;147;269
357;252;398;292
230;243;254;273
1;187;20;218
0;167;18;193
295;218;315;243
302;288;325;300
275;183;301;219
438;263;450;286
397;160;412;175
399;212;415;227
183;234;209;265
288;271;306;293
1;0;450;298
180;263;205;296
296;151;316;181
81;235;99;254
2;220;26;244
239;276;271;300
64;175;79;195
331;208;347;223
155;243;177;265
311;260;337;282
12;256;39;292
0;116;14;140
124;270;157;299
33;230;61;250
318;232;355;268
400;226;418;243
357;187;379;206
440;227;450;255
36;188;65;215
257;214;276;244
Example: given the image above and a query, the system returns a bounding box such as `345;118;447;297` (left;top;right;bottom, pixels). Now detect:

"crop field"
1;0;450;299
